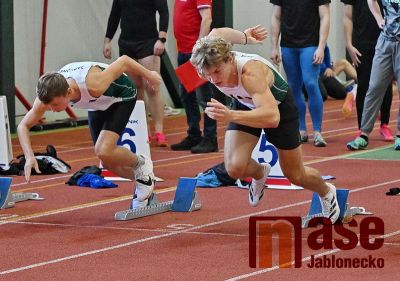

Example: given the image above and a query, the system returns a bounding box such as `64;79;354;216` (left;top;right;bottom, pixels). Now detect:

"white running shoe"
319;183;340;223
249;163;271;207
134;154;155;201
131;195;149;209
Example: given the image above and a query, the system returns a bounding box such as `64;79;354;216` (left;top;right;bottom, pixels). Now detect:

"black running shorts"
88;98;137;144
119;38;158;60
227;93;300;150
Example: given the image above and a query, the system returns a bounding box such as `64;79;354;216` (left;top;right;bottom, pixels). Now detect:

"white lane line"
20;221;399;244
11;221;247;238
1;178;399;276
0;188;176;226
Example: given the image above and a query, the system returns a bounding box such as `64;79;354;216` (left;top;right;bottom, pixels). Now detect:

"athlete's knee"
225;161;246;180
95;143;114;164
283;168;306;186
287;174;305;187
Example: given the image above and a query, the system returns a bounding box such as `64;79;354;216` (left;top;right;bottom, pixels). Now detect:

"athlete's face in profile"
48;95;69;112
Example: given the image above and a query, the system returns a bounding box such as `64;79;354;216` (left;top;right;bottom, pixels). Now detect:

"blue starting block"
0;177;44;210
301;188;372;228
115;177;201;220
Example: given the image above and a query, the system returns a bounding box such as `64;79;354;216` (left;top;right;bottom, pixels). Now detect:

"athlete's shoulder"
59;62;108;73
59;62;90;73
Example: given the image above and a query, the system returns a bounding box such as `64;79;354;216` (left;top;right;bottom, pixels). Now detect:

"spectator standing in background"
171;0;219;154
342;0;394;141
346;0;400;151
104;0;169;147
270;0;330;147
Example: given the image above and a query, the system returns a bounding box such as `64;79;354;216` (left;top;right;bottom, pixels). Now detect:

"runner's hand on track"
24;157;41;182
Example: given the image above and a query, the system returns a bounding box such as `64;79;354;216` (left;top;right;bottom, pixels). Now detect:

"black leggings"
320;77;347;100
303;76;348;101
355;46;392;128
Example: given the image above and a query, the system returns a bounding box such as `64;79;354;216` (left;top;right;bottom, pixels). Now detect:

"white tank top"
59;62;135;111
215;52;288;109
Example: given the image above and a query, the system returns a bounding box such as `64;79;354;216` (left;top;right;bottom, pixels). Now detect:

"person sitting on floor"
303;45;358;118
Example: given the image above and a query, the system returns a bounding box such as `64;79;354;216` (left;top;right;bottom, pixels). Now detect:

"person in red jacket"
171;0;219;154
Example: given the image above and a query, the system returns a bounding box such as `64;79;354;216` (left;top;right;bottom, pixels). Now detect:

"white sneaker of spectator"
164;105;181;116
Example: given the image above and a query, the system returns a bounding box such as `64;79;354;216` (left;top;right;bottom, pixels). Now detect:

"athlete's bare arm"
230;61;280;128
209;25;267;45
205;61;280;128
17;98;48;181
86;55;161;97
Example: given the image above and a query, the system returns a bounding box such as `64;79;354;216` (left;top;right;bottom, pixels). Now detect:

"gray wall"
14;0;346;122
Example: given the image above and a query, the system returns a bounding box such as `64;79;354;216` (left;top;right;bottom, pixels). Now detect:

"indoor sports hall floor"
0;97;399;281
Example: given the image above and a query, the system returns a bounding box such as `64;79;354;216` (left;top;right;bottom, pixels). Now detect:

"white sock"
134;154;145;170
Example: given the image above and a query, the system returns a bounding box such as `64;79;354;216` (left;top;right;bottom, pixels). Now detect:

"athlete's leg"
89;100;151;182
224;129;270;206
94;130;137;180
95;130;154;203
333;59;357;80
139;55;165;134
278;146;339;222
224;130;262;180
278;147;327;195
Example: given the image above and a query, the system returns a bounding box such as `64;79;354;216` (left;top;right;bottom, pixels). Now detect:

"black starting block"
0;177;44;210
115;177;201;221
301;189;372;228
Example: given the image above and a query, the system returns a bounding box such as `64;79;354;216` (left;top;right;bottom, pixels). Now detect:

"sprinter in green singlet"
17;55;161;208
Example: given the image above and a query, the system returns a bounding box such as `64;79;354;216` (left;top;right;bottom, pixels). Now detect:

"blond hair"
190;36;233;78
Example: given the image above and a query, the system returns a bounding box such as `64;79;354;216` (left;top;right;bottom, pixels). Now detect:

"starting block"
301;189;372;228
0;177;44;210
115;177;201;221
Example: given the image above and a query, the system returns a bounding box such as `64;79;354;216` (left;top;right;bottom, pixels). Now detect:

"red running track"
0;98;399;281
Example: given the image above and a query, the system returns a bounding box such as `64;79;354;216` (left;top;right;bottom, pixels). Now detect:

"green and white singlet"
215;51;289;109
58;62;137;111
